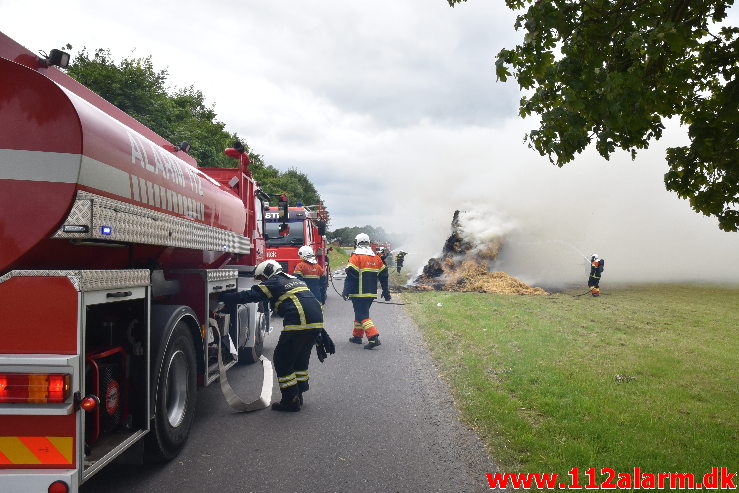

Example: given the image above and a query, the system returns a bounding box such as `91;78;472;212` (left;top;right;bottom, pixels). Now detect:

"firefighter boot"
349;336;363;344
298;382;309;406
271;395;301;412
364;335;381;350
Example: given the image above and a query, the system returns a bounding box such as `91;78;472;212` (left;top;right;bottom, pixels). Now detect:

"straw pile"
411;211;548;295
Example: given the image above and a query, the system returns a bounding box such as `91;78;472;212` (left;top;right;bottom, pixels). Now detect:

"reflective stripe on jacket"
589;260;604;279
233;272;323;330
342;253;389;298
294;260;326;302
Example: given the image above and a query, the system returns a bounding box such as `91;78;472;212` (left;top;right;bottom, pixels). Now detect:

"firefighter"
294;245;327;304
220;259;323;412
375;246;388;265
588;253;605;297
395;251;407;273
342;233;390;349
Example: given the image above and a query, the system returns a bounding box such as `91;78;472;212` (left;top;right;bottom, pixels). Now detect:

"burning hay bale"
412;210;548;295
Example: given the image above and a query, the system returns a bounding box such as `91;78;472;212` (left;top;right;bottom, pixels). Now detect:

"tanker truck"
0;32;273;492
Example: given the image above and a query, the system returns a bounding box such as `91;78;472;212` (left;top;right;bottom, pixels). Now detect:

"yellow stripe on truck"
0;437;41;465
0;436;73;465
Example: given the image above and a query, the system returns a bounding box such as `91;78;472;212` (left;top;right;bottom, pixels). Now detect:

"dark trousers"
351;297;374;320
350;297;379;339
588;276;601;296
273;328;319;400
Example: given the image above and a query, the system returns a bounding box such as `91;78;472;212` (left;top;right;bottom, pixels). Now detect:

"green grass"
327;245;350;269
404;285;739;481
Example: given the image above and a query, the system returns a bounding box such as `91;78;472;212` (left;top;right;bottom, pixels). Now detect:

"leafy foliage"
448;0;739;231
66;48;323;207
328;225;398;246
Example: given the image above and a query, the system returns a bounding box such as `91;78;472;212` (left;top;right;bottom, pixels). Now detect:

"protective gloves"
315;328;336;363
219;290;241;305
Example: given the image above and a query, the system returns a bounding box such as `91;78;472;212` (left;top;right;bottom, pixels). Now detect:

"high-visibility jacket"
294;260;326;303
589;259;604;280
231;272;323;331
342;252;389;298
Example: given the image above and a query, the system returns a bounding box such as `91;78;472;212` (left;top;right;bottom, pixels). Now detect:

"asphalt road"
82;280;501;492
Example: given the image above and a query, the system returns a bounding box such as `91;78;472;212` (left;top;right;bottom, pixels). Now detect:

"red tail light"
48;480;70;493
0;373;71;404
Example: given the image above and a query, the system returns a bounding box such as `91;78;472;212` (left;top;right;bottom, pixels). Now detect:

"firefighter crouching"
588;253;605;297
220;260;323;412
342;233;390;350
294;245;327;304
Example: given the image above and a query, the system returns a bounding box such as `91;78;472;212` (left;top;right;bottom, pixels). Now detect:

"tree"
327;226;399;246
66;48;325;208
448;0;739;231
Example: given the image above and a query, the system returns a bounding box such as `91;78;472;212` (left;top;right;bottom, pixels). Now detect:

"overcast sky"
3;1;738;285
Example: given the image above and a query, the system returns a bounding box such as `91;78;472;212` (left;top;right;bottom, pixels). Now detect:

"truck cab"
265;204;327;274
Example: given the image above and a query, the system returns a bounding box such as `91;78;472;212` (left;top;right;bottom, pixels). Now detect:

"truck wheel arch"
149;305;202;417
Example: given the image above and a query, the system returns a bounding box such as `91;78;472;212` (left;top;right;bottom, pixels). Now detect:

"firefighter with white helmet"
221;259;328;411
588;253;605;297
342;232;390;349
294;245;327;303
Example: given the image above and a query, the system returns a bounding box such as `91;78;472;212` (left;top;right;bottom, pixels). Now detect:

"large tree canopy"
449;0;738;231
67;48;322;208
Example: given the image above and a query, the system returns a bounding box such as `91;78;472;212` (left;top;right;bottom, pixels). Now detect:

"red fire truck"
265;202;329;275
0;32;273;492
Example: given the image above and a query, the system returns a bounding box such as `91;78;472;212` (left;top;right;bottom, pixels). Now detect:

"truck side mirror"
278;198;288;221
316;220;327;236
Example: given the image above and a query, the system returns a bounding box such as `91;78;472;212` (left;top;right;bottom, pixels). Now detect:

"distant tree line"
66;47;321;207
327;226;399;246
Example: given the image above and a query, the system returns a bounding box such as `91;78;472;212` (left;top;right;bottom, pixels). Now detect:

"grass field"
327;245;350;270
403;284;739;482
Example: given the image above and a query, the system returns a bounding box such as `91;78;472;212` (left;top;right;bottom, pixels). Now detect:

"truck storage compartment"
82;289;148;481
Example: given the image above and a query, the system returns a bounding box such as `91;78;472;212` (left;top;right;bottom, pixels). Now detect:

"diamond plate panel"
0;270;150;292
205;269;239;282
53;199;92;238
52;191;250;254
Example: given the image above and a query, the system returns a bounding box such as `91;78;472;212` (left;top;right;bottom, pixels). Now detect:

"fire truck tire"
239;310;266;364
145;322;197;462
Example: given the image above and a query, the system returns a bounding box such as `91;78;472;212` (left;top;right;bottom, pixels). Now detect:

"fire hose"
211;316;273;412
328;272;417;306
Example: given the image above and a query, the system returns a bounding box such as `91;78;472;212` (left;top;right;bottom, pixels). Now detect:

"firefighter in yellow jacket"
342;233;390;349
220;260;323;411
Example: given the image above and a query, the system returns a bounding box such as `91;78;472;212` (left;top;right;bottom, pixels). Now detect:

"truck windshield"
265;221;305;246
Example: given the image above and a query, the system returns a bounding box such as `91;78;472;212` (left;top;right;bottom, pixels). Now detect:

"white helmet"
298;245;317;264
591;253;600;261
255;259;283;279
355;233;370;245
298;245;315;258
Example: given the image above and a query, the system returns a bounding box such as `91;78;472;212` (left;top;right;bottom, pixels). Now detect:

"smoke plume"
383;119;739;289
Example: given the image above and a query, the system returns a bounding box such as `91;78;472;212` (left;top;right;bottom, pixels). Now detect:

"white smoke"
455;206;517;250
384;118;739;288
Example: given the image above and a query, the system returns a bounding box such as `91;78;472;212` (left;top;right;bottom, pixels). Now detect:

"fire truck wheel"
145;322;197;462
239;310;267;364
